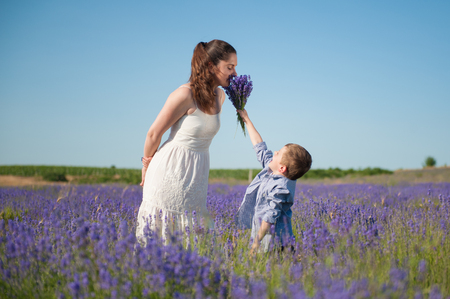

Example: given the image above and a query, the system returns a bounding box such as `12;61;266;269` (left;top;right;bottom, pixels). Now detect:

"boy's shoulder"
266;174;296;192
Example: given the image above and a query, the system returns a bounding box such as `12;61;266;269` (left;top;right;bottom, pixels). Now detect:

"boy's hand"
249;240;260;256
237;109;249;123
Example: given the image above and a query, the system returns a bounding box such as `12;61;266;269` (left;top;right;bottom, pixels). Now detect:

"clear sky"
1;0;449;171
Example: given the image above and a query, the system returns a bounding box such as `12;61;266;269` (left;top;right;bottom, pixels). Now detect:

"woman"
136;40;237;242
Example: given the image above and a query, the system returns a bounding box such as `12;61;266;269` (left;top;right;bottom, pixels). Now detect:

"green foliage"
0;165;135;177
211;167;393;181
302;167;393;180
424;156;437;167
0;165;142;184
42;171;68;182
0;207;28;222
209;168;262;181
0;165;394;184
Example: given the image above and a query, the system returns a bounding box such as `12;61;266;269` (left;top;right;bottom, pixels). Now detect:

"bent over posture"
136;40;238;243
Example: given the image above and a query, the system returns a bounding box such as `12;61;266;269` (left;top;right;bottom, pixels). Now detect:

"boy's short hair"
281;143;312;180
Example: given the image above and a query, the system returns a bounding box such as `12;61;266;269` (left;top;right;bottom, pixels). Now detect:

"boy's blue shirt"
236;141;296;251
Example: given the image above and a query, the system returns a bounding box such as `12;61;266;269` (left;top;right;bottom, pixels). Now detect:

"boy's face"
269;146;287;174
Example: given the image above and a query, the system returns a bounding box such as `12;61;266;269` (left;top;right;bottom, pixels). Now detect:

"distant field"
0;165;449;186
306;166;450;185
0;165;141;184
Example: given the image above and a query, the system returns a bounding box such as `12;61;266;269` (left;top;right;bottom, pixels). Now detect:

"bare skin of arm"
250;220;272;254
140;87;196;186
236;109;263;146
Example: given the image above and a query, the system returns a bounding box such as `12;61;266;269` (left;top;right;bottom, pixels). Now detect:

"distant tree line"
0;165;394;184
302;167;394;179
0;165;140;184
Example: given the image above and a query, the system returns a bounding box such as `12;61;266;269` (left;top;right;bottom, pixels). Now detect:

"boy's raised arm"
237;109;263;146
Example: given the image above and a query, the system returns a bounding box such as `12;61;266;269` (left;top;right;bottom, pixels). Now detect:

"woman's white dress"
136;88;221;242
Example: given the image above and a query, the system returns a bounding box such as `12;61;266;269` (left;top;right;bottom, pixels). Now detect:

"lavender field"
1;182;449;298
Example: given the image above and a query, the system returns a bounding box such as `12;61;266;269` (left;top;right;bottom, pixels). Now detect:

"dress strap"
179;85;191;90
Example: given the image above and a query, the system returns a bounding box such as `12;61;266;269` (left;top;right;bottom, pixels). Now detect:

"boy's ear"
279;164;287;174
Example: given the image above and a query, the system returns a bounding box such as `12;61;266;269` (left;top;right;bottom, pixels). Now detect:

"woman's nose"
232;70;237;76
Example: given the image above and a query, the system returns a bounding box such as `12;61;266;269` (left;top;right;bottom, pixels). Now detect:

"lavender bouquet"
224;75;253;136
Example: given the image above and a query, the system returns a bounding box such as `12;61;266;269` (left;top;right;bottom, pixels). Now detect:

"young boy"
236;109;312;253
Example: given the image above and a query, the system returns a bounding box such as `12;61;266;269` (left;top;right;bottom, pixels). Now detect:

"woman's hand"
140;157;153;187
140;167;147;187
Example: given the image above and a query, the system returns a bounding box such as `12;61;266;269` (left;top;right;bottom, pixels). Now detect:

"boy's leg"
280;245;296;253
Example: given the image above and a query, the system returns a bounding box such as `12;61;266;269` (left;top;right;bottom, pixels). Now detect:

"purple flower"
81;272;89;287
224;75;253;136
429;285;443;299
68;281;80;298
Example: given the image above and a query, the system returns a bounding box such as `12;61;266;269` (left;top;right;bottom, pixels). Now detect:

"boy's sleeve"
253;141;273;168
262;185;291;224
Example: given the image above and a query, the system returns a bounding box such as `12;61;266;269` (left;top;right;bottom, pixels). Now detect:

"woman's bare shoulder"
168;84;194;102
164;84;196;114
217;88;226;105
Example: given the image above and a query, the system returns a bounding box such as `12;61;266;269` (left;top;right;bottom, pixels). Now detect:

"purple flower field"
1;183;449;298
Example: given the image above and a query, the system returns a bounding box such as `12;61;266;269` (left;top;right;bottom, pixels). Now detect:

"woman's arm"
141;87;194;186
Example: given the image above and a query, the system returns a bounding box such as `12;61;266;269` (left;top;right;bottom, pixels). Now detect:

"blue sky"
1;0;449;170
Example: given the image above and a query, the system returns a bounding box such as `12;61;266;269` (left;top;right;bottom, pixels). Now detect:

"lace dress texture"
136;88;221;242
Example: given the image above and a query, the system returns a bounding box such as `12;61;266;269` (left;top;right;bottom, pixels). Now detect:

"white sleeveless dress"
136;87;221;242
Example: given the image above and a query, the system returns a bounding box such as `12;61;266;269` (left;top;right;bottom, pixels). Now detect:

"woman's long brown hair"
189;40;236;113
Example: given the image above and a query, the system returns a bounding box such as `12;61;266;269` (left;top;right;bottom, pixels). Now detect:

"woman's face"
212;53;238;88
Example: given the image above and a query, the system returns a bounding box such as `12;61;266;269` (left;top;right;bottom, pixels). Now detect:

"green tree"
424;156;436;167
